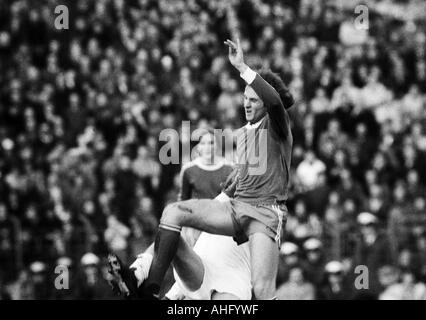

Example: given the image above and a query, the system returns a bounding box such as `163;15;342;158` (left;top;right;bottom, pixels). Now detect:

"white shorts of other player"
170;232;252;300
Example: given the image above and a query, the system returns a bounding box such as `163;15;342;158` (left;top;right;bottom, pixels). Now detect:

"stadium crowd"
0;0;425;299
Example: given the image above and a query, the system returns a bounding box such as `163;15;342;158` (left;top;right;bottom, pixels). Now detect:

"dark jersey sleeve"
250;74;293;139
178;168;192;201
220;166;239;197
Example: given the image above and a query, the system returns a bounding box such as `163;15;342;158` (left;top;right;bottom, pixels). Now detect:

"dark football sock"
143;223;181;296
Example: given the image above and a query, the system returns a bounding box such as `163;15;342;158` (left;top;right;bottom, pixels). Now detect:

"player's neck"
196;156;225;170
247;115;265;127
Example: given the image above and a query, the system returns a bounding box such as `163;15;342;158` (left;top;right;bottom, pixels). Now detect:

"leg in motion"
171;235;205;292
249;232;279;300
143;199;234;297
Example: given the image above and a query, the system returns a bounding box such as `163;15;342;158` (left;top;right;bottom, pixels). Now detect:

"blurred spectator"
318;119;349;162
0;0;425;299
318;261;352;300
295;150;326;192
51;256;75;300
379;268;426;300
302;238;326;290
286;199;322;246
277;242;300;287
104;215;131;264
276;266;315;300
73;253;116;300
377;265;400;299
0;203;19;282
353;212;394;298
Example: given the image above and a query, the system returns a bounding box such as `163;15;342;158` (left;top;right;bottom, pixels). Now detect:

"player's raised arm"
224;38;294;138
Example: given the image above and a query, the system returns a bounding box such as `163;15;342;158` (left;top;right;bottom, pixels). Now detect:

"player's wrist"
235;62;248;74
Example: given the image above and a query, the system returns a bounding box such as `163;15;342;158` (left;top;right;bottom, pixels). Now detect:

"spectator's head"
25;204;38;222
325;261;344;284
305;149;316;163
411;121;423;137
81;253;100;279
414;196;425;211
334;149;347;167
136;146;149;159
280;242;299;266
29;261;47;284
367;66;381;83
328;191;340;206
82;200;95;216
294;199;307;220
342;198;356;216
365;169;378;185
400;268;420;286
56;257;73;272
355;123;367;137
415;229;426;250
357;212;379;237
372;152;386;171
327;119;341;135
317;171;327;186
393;180;407;202
340;169;351;183
407;169;419;186
408;84;420;96
378;265;399;288
139;196;154;213
304;238;323;263
314;87;326;98
402;144;416;163
118;155;132;170
325;206;341;224
0;203;7;221
288;266;306;285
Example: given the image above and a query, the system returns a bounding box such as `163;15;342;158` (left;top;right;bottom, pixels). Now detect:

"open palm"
224;38;245;71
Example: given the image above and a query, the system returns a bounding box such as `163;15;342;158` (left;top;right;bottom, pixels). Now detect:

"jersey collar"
194;157;226;171
245;116;265;129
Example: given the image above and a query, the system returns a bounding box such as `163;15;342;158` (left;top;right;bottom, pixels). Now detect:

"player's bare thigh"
162;199;235;236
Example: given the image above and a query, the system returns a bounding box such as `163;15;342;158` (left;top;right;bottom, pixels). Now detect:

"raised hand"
224;38;247;74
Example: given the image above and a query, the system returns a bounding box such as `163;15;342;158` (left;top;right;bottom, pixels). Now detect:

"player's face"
198;133;215;161
243;86;266;123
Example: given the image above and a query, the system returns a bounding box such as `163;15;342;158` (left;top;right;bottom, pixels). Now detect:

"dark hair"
257;68;295;109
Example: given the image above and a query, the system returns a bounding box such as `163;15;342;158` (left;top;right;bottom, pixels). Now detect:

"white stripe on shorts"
271;205;284;248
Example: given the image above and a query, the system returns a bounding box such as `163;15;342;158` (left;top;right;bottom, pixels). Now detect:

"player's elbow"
281;90;295;109
257;69;294;109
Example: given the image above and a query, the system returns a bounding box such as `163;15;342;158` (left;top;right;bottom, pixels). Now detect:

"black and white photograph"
0;0;426;308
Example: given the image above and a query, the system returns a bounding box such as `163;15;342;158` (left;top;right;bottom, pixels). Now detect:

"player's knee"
161;203;185;225
252;277;275;300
